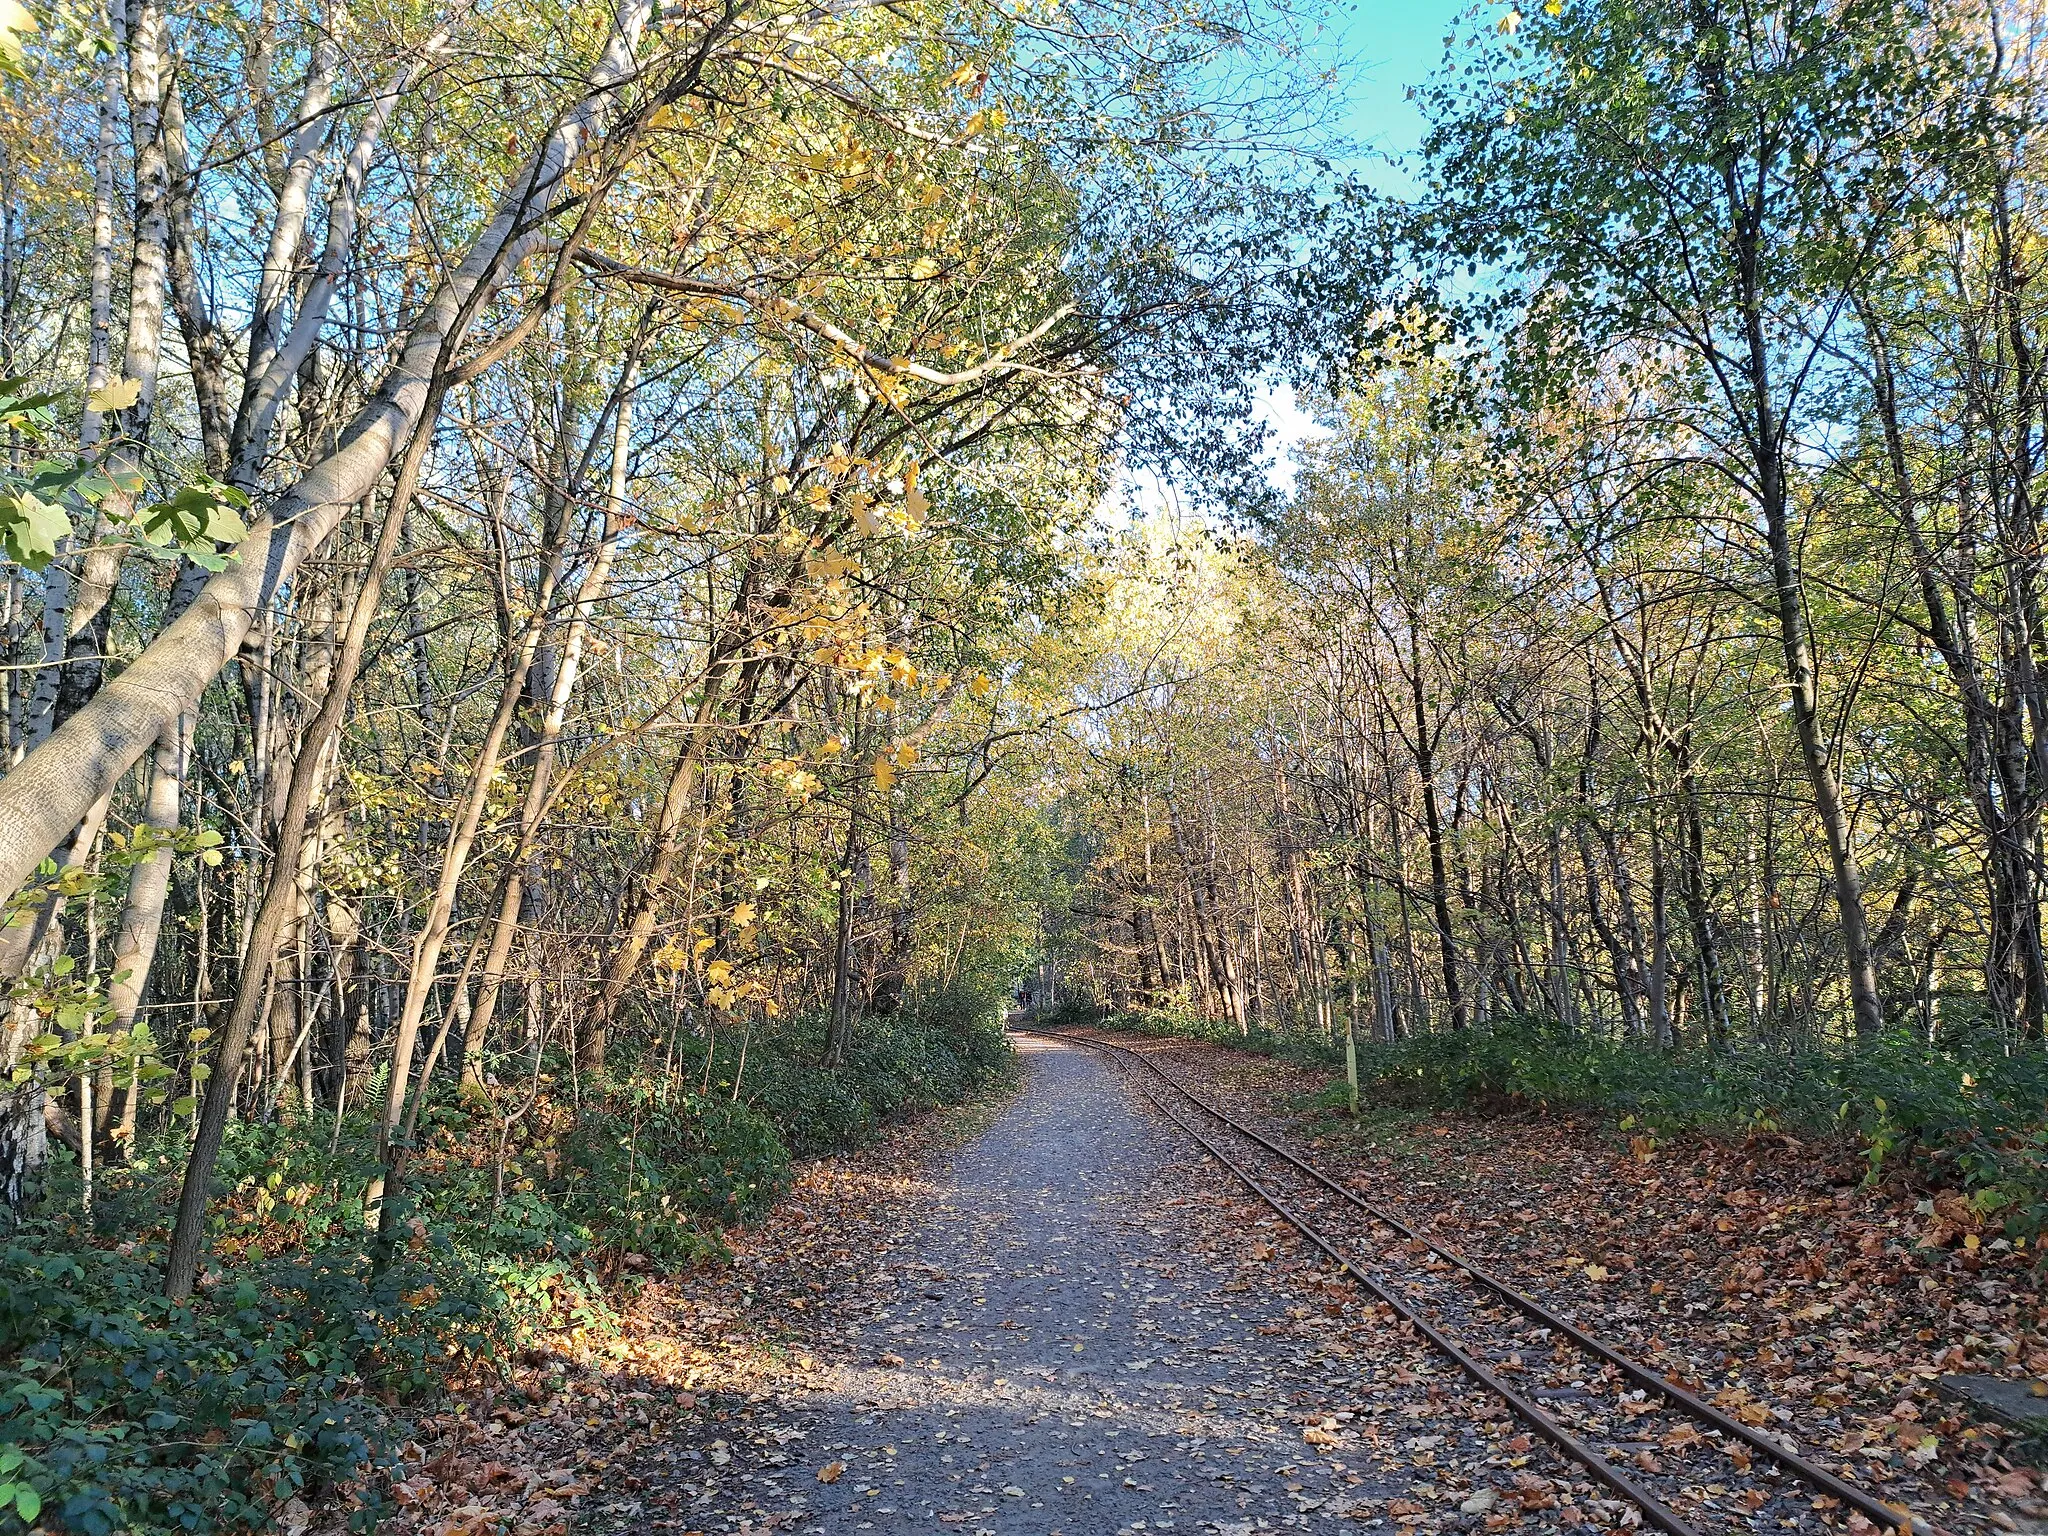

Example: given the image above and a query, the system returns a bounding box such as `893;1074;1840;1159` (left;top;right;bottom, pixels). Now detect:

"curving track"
1033;1027;1921;1536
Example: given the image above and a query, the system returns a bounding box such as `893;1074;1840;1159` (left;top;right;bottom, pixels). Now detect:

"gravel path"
623;1034;1571;1536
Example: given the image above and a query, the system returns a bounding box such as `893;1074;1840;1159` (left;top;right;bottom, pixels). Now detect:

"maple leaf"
88;376;141;414
846;492;884;535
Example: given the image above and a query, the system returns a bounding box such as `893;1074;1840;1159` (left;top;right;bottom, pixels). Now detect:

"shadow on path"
622;1034;1517;1535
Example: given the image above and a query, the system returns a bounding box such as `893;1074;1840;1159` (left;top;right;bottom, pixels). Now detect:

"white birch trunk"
233;41;445;488
0;0;659;910
59;0;173;719
227;40;338;485
22;3;126;748
103;712;191;1033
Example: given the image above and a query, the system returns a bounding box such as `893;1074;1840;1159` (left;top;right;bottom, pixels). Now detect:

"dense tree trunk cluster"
1047;0;2048;1059
0;0;1308;1261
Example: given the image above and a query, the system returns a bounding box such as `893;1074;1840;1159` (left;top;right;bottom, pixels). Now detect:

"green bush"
0;1224;492;1536
1084;998;1347;1069
668;989;1017;1160
1342;1020;2048;1239
560;1091;789;1266
1;983;1019;1535
1031;995;1110;1032
1075;1002;2048;1242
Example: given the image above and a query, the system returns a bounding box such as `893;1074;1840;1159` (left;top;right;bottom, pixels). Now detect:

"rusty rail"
1032;1026;1919;1536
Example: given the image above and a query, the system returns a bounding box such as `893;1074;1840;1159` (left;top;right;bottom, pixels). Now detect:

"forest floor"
582;1032;1603;1536
1104;1031;2048;1536
350;1030;2048;1536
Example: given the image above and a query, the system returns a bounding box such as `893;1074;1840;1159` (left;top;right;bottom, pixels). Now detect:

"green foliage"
133;479;250;570
3;827;222;1131
0;379;249;572
0;1223;493;1536
1083;1001;2048;1243
1085;999;1347;1072
560;1092;789;1267
1341;1021;2048;1240
657;986;1017;1161
0;984;1017;1535
1033;995;1110;1033
0;378;97;570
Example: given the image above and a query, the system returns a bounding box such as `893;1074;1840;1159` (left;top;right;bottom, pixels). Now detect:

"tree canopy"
10;0;2048;1523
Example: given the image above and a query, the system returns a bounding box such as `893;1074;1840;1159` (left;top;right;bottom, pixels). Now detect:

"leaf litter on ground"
1126;1034;2048;1536
312;1093;1014;1536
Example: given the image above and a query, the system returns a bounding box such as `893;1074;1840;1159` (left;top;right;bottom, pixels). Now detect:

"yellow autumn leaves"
871;741;918;791
788;444;927;539
702;955;775;1012
651;906;779;1015
763;758;822;802
87;377;142;415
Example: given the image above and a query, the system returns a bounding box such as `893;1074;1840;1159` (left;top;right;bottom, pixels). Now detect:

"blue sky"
1318;0;1474;169
1245;1;1476;480
1118;0;1477;513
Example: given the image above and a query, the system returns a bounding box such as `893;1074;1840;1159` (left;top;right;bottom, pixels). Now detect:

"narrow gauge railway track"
1032;1028;1917;1536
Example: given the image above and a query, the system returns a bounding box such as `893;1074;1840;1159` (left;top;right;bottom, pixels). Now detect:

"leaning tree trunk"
100;41;423;1053
0;0;664;915
160;410;435;1297
159;0;672;1274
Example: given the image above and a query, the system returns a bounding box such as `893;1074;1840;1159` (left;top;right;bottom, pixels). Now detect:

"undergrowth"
1058;998;2048;1244
0;991;1014;1535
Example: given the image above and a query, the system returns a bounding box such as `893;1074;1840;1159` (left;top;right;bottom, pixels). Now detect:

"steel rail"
1125;1068;1704;1535
1031;1027;1917;1536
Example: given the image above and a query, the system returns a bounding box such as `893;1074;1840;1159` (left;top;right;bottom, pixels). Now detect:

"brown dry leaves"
313;1094;1010;1536
1151;1037;2048;1532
